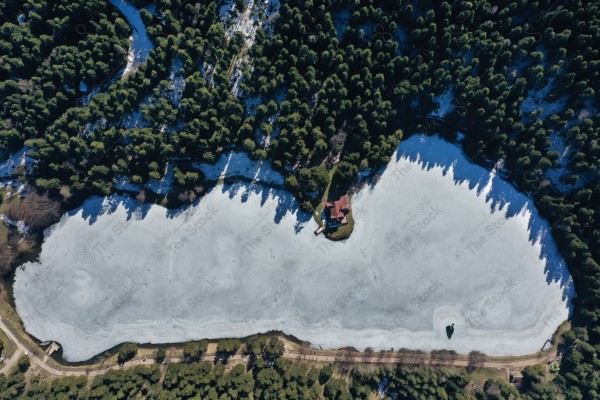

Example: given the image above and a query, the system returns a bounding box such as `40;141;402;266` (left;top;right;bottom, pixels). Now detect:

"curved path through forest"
0;317;557;378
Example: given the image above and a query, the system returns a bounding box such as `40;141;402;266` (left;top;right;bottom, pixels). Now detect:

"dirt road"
0;317;557;377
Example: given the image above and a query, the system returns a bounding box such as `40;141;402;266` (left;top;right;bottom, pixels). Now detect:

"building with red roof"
324;195;351;225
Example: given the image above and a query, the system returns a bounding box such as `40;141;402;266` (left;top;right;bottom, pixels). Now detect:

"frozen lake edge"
13;134;574;361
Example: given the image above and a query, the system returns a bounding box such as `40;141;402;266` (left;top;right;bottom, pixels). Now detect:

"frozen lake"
13;135;574;361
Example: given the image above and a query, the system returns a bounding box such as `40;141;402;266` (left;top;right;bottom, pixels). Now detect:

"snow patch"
332;10;350;40
520;80;568;120
245;95;262;116
263;0;280;33
0;214;31;235
430;88;455;118
194;151;284;185
114;163;174;194
109;0;154;77
357;168;373;181
145;163;174;194
0;147;35;178
114;176;143;192
122;96;152;129
168;58;185;107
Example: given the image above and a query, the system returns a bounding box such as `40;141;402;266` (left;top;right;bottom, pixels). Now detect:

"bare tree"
135;189;147;204
396;348;409;365
0;244;18;276
468;351;487;371
363;347;374;362
5;191;62;231
430;350;458;365
403;349;424;366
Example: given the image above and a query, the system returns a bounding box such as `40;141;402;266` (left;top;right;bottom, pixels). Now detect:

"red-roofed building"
324;195;351;225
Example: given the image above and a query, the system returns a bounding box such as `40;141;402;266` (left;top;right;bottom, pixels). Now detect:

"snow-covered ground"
544;131;573;192
222;0;279;43
145;163;174;194
114;164;173;194
222;0;280;95
121;95;152;129
113;176;143;192
168;58;185;107
121;109;146;129
0;214;30;235
333;10;350;40
194;151;284;185
245;95;262;116
0;182;29;198
264;0;280;28
219;0;236;23
223;0;259;45
14;135;573;361
0;147;35;179
544;107;595;193
430;88;456;118
109;0;154;77
114;152;283;194
228;0;261;95
200;61;216;88
395;26;409;52
520;80;568;120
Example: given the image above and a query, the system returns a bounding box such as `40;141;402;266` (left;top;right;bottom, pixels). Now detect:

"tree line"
0;337;557;399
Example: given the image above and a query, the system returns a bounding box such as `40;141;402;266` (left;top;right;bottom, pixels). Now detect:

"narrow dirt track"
0;317;558;377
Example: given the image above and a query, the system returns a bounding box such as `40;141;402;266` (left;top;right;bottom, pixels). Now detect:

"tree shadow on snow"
75;195;153;224
75;150;310;236
370;134;574;303
220;180;311;233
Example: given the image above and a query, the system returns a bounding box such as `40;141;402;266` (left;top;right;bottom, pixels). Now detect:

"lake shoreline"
9;136;567;359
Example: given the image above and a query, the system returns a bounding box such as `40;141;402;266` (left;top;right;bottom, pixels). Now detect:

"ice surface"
14;135;573;361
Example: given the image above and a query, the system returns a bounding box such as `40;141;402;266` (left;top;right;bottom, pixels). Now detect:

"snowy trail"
224;0;280;96
109;0;154;77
